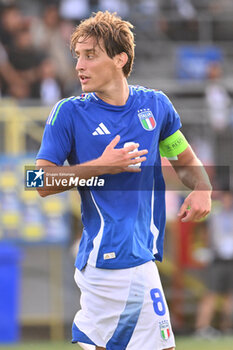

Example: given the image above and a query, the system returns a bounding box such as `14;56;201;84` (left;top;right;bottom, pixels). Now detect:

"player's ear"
114;52;128;71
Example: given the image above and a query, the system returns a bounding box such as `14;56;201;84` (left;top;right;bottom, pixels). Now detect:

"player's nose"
75;57;86;72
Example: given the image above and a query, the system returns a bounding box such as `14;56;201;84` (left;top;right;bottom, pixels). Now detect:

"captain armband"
159;130;189;159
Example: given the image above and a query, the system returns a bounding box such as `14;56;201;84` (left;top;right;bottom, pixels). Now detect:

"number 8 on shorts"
150;288;166;316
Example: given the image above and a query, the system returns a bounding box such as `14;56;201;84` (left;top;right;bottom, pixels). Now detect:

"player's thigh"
126;261;175;350
96;347;105;350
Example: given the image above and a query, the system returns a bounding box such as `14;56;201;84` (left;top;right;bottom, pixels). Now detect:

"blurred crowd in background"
0;0;79;103
1;0;233;103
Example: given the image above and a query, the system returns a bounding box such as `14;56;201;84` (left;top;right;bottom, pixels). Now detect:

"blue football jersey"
37;85;182;270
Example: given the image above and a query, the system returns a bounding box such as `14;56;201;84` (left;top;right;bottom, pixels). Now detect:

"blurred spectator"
7;24;50;99
30;4;78;96
0;1;81;100
0;2;41;98
0;41;27;98
195;192;233;338
205;63;231;131
0;2;27;51
40;58;62;105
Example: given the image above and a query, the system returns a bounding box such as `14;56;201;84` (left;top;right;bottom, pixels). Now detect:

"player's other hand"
178;190;211;222
98;135;148;173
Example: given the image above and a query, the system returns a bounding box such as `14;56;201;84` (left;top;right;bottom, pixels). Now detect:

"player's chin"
80;82;94;93
81;85;94;93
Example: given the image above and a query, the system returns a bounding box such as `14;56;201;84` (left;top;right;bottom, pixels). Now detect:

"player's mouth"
79;75;90;84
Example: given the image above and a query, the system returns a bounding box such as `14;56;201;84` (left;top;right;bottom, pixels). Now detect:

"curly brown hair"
70;11;135;78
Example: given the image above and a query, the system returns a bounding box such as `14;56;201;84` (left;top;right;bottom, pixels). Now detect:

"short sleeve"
36;99;74;165
158;92;182;141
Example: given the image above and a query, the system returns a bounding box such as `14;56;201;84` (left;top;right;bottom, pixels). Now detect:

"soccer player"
36;11;212;350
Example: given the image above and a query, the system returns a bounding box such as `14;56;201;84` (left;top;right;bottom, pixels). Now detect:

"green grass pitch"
1;336;233;349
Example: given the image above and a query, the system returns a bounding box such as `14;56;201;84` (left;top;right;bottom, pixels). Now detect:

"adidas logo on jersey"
92;123;111;135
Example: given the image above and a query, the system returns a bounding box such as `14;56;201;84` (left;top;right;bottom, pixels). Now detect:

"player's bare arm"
36;135;148;197
170;145;212;222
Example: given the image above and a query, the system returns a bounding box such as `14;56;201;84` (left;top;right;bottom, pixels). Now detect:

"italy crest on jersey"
159;320;171;340
138;108;156;131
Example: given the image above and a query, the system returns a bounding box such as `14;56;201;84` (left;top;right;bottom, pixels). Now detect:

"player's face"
75;36;121;93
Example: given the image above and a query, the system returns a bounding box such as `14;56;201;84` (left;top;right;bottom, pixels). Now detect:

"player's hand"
98;135;148;173
178;190;211;222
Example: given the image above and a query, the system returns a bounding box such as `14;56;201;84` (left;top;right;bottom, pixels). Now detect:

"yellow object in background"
22;225;44;240
42;199;64;214
2;213;20;228
0;172;17;190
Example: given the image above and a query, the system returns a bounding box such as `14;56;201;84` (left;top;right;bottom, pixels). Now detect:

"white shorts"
72;260;175;350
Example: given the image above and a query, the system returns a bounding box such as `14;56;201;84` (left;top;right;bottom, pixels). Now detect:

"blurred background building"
0;0;232;345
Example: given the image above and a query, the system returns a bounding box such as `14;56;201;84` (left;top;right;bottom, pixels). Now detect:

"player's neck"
95;78;129;106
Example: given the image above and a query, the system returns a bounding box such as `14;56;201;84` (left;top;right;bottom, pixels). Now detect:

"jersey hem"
75;257;155;271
